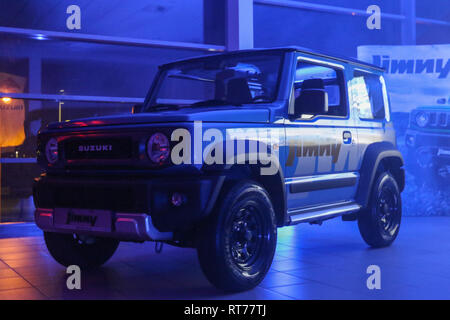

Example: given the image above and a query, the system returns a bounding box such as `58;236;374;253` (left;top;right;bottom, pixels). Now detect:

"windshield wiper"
148;104;181;112
190;99;242;107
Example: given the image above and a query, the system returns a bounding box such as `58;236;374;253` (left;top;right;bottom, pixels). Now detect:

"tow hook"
155;241;164;254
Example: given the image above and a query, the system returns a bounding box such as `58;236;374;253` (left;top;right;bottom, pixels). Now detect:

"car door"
284;55;360;213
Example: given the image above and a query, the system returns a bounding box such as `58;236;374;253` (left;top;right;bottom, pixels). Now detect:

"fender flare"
202;153;287;226
356;141;404;208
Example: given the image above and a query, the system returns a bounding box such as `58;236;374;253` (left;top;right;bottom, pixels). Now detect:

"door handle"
343;131;352;144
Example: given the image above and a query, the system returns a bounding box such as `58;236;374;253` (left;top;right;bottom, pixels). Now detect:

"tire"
358;172;402;248
44;232;119;269
197;181;277;292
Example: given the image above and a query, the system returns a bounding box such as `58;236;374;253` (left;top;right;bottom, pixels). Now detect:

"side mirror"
293;89;328;118
132;103;143;114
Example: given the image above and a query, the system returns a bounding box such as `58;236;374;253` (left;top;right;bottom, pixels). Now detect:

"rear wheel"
197;181;277;292
44;232;119;269
358;172;402;248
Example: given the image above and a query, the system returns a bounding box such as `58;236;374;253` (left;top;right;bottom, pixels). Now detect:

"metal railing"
0;92;144;104
0;26;226;52
254;0;450;26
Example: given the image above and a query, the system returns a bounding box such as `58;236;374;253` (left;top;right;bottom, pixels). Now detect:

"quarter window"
350;71;386;120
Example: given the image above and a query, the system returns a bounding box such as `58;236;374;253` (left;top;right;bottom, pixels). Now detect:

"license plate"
54;208;112;232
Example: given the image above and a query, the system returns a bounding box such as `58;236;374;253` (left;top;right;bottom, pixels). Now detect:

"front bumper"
33;173;222;233
405;129;450;167
35;208;173;241
405;129;450;149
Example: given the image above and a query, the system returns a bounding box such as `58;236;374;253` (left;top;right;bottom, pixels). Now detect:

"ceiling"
0;0;204;43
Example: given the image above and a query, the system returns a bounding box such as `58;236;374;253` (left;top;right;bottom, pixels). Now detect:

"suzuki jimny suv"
405;98;450;185
34;47;405;292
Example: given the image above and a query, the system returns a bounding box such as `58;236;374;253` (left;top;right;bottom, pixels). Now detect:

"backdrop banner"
357;44;450;113
0;72;26;148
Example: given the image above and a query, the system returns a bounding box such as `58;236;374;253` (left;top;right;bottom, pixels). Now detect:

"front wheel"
358;172;402;248
197;181;277;292
44;232;119;269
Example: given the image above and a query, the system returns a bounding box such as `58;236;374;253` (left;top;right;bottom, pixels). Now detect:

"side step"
288;202;361;225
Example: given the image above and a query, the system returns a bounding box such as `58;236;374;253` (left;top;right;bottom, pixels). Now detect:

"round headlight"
45;138;58;164
147;133;170;164
415;112;429;127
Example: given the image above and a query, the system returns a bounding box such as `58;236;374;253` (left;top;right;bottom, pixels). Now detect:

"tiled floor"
0;217;449;299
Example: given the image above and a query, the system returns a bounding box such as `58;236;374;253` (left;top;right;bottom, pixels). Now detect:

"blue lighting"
33;34;47;40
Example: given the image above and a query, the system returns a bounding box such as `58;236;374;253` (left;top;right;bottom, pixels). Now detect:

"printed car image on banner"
357;44;450;112
0;72;26;147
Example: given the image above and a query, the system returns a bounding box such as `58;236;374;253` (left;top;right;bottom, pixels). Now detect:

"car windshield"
145;52;283;111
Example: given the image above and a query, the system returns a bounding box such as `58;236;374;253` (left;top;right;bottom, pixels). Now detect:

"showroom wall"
0;0;211;222
254;1;402;56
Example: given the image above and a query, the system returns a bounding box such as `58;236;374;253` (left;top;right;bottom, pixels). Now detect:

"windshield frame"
142;50;287;112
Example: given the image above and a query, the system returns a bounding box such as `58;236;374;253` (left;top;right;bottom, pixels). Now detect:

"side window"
293;61;347;117
350;71;385;120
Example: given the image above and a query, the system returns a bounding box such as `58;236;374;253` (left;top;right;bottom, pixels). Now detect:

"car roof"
160;46;384;72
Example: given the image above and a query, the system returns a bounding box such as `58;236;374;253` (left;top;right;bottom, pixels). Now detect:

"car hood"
47;106;271;130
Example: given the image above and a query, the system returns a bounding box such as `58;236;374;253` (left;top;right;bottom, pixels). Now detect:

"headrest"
301;78;325;90
226;77;252;105
295;89;328;116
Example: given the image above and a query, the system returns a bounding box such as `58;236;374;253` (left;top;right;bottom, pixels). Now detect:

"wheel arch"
356;141;405;209
203;162;287;227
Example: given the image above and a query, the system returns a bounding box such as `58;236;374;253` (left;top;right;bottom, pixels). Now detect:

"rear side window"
350;71;386;120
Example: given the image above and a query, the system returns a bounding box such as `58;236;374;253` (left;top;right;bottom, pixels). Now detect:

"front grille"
64;138;133;160
427;112;450;129
50;184;149;212
439;113;449;127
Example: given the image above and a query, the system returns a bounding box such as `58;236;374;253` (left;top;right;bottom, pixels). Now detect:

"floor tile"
0;287;47;300
0;269;19;279
0;277;31;291
259;271;308;288
270;282;366;300
0;218;449;299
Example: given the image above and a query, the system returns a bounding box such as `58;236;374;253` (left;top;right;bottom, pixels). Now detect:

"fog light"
171;193;185;207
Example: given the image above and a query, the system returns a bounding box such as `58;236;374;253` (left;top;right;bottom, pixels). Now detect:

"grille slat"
424;111;450;129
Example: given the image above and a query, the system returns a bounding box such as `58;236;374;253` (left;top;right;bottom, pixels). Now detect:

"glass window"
350;71;385;120
293;61;347;117
0;36;210;223
148;53;283;109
